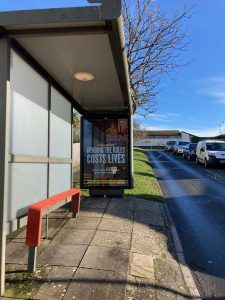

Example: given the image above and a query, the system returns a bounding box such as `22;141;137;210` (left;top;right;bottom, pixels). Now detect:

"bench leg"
71;193;80;218
28;246;37;273
45;214;48;239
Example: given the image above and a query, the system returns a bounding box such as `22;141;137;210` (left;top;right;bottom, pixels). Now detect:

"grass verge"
125;147;163;201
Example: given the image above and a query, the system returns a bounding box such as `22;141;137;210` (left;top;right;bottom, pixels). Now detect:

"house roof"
144;130;180;137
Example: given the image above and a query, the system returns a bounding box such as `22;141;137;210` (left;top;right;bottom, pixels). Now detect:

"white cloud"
187;127;220;137
134;112;179;123
198;75;225;104
141;124;222;137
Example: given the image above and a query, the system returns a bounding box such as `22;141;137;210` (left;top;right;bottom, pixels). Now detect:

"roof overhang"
0;0;132;116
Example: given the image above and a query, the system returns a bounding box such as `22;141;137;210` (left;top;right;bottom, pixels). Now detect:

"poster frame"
80;114;133;189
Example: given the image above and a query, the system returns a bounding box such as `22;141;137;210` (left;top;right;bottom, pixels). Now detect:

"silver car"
165;140;176;152
173;141;190;155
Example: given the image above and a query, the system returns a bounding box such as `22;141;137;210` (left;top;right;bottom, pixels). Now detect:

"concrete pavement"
3;196;193;299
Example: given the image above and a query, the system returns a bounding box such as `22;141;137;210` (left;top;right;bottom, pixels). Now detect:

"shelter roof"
0;0;131;115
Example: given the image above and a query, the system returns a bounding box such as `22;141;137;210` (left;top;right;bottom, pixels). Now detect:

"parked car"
183;143;197;160
196;140;225;168
165;140;176;152
173;141;190;155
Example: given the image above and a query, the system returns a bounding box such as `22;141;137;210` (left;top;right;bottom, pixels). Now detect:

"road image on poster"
82;118;130;188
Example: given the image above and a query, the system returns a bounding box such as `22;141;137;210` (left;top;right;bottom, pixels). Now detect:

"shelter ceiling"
17;34;125;111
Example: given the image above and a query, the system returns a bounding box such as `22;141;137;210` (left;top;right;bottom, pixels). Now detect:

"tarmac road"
147;150;225;300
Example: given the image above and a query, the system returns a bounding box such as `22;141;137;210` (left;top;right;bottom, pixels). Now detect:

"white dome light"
74;72;95;81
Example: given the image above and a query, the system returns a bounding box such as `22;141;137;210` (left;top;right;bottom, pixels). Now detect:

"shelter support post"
0;36;10;296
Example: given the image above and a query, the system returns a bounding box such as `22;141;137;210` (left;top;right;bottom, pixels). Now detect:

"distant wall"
73;143;80;165
180;132;192;142
134;137;181;147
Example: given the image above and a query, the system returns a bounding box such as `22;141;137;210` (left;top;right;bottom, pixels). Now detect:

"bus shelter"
0;0;132;294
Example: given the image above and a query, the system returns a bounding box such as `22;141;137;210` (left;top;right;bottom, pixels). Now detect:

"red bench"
26;188;80;272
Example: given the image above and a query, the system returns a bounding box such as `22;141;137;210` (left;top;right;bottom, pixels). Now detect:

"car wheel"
196;157;199;164
188;154;191;161
182;153;185;158
204;159;208;168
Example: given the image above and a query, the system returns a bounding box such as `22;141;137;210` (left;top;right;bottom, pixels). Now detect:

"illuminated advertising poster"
81;117;130;188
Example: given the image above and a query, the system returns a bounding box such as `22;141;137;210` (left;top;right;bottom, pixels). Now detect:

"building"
134;130;196;148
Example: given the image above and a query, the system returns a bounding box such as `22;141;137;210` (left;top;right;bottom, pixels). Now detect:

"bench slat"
26;188;80;247
29;188;80;210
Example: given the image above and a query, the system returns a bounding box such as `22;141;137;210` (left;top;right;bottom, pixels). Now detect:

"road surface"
147;150;225;300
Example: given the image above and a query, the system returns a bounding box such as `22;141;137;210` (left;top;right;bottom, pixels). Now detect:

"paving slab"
131;234;154;255
107;199;135;212
135;199;159;209
104;207;134;220
63;217;101;230
91;230;131;249
6;241;49;264
34;267;76;300
125;274;156;300
48;210;71;219
63;268;126;300
38;244;87;267
135;201;164;227
78;208;104;218
133;223;150;236
52;229;95;245
148;225;177;262
81;197;110;209
130;252;154;279
134;210;164;227
154;259;190;300
80;245;131;273
98;218;133;233
111;197;135;205
14;218;67;240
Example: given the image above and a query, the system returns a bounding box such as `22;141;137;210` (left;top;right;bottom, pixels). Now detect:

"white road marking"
206;170;225;182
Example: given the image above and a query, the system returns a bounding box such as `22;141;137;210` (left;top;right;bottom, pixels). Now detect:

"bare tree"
122;0;192;114
133;121;146;143
73;111;80;143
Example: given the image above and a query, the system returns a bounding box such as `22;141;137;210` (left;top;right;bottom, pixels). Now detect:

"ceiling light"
74;72;95;81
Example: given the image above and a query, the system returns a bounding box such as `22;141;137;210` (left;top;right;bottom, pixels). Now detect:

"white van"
196;140;225;168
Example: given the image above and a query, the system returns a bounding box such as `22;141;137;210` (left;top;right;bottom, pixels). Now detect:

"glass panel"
49;164;71;196
10;50;48;156
50;87;72;158
8;163;48;221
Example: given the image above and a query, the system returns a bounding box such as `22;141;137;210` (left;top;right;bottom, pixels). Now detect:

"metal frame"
80;114;133;190
0;36;10;295
0;2;122;27
7;43;74;231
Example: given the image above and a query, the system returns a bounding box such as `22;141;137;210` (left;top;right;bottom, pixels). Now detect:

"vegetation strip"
125;148;163;201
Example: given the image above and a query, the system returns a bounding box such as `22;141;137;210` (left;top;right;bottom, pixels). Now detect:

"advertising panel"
81;117;131;188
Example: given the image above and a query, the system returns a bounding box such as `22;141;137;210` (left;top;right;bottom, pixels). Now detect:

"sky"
0;0;224;137
136;0;225;137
